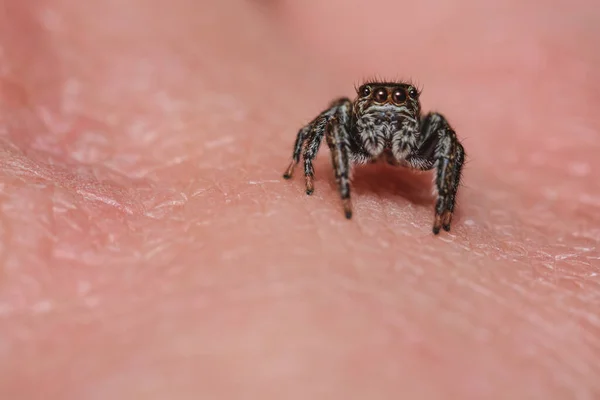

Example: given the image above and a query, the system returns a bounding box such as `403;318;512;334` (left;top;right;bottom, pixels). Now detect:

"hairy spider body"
283;81;465;235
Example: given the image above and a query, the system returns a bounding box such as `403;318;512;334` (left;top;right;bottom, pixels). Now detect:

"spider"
282;80;465;235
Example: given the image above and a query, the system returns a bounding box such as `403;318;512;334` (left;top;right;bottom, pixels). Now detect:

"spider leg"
301;116;329;194
283;125;311;179
406;112;465;234
282;98;351;195
325;115;353;219
282;117;327;194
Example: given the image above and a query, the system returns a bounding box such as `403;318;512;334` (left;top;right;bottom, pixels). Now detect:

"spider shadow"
328;162;435;207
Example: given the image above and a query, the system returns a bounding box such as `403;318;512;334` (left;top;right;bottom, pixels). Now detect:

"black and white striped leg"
325;116;353;219
283;125;310;179
407;112;465;234
282;116;328;194
301;121;327;195
282;98;351;196
433;140;464;234
441;140;465;230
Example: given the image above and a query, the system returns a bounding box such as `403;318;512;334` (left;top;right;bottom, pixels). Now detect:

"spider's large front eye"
360;86;371;97
392;89;407;104
374;88;388;103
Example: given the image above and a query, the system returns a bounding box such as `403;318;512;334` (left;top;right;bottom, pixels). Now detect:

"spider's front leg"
325;115;353;219
407;112;465;234
282;98;352;195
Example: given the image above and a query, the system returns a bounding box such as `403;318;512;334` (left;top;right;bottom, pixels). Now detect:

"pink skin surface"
1;0;599;398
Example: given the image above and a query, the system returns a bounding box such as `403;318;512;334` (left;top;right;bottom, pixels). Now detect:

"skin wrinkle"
0;0;599;398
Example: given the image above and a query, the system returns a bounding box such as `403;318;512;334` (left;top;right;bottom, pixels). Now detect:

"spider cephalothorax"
282;80;465;235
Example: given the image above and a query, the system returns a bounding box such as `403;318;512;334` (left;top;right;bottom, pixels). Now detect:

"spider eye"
374;88;388;103
360;86;371;97
392;89;407;104
408;87;419;99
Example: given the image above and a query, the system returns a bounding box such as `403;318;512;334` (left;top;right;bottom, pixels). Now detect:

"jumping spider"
282;80;465;235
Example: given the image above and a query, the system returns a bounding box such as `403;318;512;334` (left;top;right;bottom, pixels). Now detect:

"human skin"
0;0;599;398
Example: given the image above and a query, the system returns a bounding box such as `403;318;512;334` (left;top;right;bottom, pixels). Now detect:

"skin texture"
1;0;599;398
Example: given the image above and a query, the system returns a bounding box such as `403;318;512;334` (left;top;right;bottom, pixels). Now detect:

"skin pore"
1;0;599;398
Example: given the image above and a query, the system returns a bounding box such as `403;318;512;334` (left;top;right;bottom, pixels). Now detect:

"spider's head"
354;82;421;120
